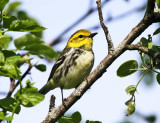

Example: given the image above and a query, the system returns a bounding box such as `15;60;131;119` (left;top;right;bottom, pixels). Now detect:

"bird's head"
67;29;97;51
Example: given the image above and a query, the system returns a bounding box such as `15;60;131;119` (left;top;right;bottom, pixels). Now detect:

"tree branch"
145;0;156;14
42;0;160;122
96;0;114;54
152;11;160;22
126;43;160;69
125;43;155;57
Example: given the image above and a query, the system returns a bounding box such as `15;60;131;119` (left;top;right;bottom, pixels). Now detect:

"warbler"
38;29;97;103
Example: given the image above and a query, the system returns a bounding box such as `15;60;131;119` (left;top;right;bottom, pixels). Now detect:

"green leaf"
8;20;46;32
153;27;160;35
70;112;81;123
126;104;135;116
0;111;12;121
14;80;45;107
148;42;153;49
14;34;58;59
16;11;43;37
58;112;81;123
117;60;138;77
1;50;15;58
151;45;160;53
0;50;27;79
145;115;156;123
125;97;133;106
0;64;21;79
25;79;35;88
17;11;43;37
140;36;153;49
0;0;9;11
35;64;46;72
0;51;5;65
86;121;102;123
31;31;43;38
24;43;58;60
2;50;27;65
0;35;12;49
3;2;21;15
6;55;25;65
156;73;160;84
156;0;160;11
17;11;28;20
14;34;44;49
125;85;136;95
0;97;21;114
140;37;148;47
3;16;17;28
58;118;73;123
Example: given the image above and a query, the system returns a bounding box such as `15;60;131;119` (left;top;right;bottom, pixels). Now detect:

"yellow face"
67;29;96;51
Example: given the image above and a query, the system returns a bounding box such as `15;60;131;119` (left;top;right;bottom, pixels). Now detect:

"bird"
38;29;97;104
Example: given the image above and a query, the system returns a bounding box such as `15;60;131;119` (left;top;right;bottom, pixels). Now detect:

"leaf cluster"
0;80;44;121
0;1;58;122
117;28;160;116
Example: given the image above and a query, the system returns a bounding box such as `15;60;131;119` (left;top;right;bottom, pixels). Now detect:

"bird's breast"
54;48;94;89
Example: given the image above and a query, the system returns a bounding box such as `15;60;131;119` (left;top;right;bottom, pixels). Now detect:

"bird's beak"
89;32;98;38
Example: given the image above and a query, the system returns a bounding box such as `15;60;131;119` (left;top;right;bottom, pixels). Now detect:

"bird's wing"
47;47;71;82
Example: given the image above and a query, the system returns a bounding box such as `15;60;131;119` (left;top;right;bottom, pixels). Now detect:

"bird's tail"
38;80;55;95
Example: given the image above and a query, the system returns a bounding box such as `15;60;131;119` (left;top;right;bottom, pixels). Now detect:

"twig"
6;79;16;98
42;0;160;122
126;43;160;69
49;95;56;112
6;63;32;97
48;0;146;48
88;4;145;30
96;0;114;54
42;95;56;123
48;0;109;47
16;63;32;87
125;43;155;57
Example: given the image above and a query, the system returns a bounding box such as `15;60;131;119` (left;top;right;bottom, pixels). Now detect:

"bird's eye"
78;35;83;38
